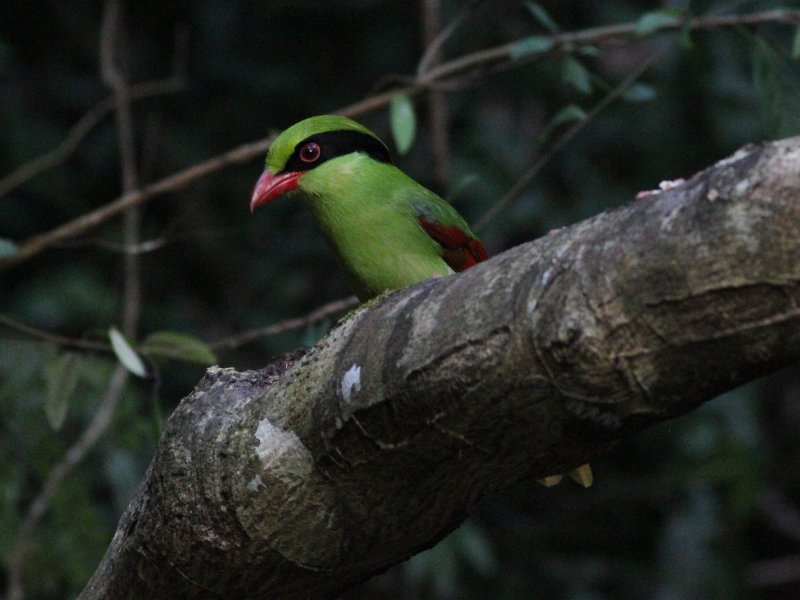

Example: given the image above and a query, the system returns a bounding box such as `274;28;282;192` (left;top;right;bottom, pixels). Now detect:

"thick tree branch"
79;138;800;598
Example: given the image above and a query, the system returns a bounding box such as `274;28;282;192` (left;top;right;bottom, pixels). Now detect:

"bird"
249;115;488;301
249;115;592;488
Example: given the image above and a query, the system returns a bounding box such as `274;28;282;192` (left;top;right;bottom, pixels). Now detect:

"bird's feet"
536;463;593;488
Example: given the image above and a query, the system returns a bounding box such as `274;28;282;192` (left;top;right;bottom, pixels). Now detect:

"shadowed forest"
2;1;800;598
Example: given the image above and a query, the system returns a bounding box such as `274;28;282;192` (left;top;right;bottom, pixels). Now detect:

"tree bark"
80;137;800;599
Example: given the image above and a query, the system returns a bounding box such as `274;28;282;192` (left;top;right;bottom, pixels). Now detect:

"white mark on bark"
247;474;264;492
734;179;752;196
254;418;313;478
341;363;362;403
541;268;552;286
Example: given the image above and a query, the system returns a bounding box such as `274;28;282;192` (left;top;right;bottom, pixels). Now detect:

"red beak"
250;170;302;212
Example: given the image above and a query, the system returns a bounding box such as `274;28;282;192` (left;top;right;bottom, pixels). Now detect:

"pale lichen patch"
254;418;313;478
726;201;768;253
247;474;264;492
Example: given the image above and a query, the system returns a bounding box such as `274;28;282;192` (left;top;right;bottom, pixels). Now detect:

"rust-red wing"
418;216;489;272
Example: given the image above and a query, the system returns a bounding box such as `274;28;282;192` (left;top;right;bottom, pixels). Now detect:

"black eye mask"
281;130;392;173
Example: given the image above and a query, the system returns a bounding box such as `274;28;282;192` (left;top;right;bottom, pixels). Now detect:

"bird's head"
250;115;392;212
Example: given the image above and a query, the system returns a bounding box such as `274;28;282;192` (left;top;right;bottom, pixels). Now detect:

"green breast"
298;157;455;300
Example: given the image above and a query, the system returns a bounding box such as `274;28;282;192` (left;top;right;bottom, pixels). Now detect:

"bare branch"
419;9;800;85
420;0;451;188
101;0;142;338
1;8;797;271
0;137;272;270
0;295;358;354
417;0;477;76
209;296;358;351
0;315;110;351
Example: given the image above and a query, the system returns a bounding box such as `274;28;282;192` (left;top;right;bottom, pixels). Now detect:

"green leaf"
525;2;559;33
561;57;592;94
541;104;587;140
390;94;416;154
141;330;217;365
44;352;81;430
510;35;555;60
635;10;681;37
0;238;17;258
109;327;147;377
623;82;658;103
792;25;800;60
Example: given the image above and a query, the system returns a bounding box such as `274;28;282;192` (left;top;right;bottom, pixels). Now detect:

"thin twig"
0;315;111;351
419;8;800;85
209;296;358;351
1;8;798;272
0;296;358;354
102;0;142;339
420;0;451;188
0;137;273;270
474;53;661;232
62;223;224;255
0;77;185;200
417;0;478;76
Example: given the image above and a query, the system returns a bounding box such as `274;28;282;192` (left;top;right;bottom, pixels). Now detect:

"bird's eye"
299;142;321;163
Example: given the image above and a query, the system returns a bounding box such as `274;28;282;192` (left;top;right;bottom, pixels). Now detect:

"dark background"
2;1;800;598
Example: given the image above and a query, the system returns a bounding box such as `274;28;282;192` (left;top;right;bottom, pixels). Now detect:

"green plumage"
252;115;487;300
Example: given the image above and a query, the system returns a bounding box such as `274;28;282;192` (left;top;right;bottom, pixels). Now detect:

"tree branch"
2;8;797;272
209;295;358;351
101;0;142;338
80;137;800;599
419;0;452;188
